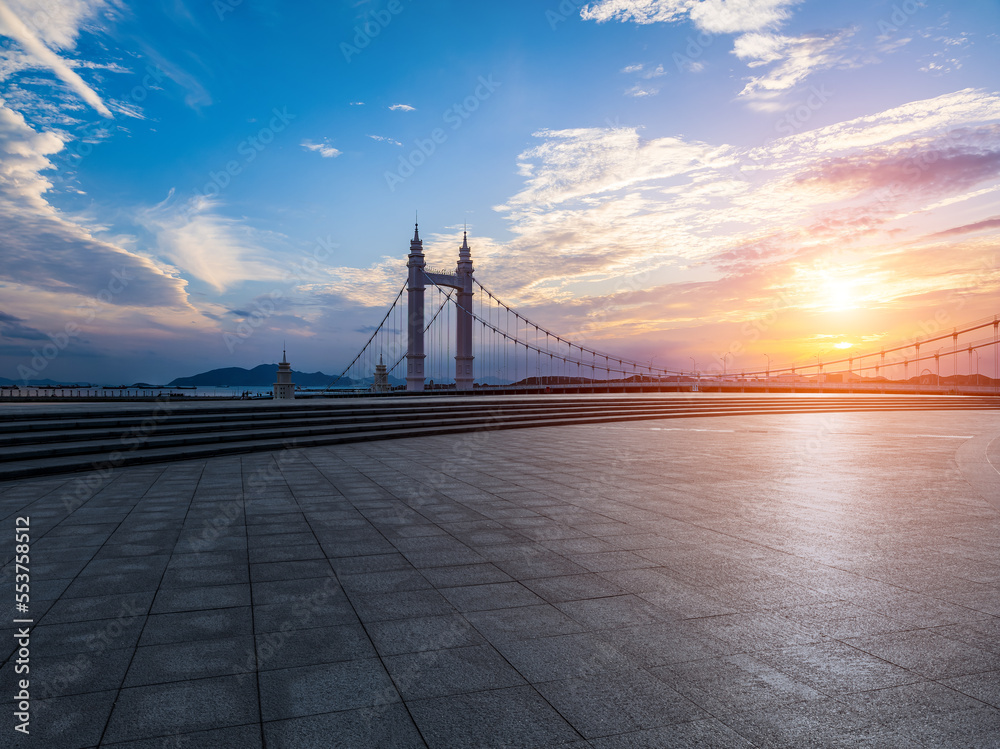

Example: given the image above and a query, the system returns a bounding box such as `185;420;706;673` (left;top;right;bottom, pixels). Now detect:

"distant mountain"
168;364;348;388
0;377;95;387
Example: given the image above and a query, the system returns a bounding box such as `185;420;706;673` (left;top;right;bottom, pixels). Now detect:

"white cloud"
488;88;1000;316
626;84;659;97
350;101;365;106
582;0;691;26
734;29;853;103
107;99;147;120
582;0;802;33
368;134;402;146
689;0;802;34
136;191;284;293
0;99;187;305
0;0;112;116
582;0;851;103
622;63;644;73
301;139;342;158
389;103;415;111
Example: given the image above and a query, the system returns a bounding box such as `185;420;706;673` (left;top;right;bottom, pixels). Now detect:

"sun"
824;278;858;311
834;341;853;349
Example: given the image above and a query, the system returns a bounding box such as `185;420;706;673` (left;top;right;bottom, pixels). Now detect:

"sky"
0;0;998;385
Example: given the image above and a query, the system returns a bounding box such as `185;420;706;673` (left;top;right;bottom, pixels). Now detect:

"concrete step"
1;396;998;481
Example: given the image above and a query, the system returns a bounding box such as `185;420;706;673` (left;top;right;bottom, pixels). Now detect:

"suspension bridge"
327;224;1000;397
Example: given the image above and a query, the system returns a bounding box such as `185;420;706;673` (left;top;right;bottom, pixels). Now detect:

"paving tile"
139;606;253;646
20;688;117;748
438;581;544;612
101;724;263;749
350;589;456;622
464;604;586;642
719;697;904;748
150;583;251;614
654;652;825;717
258;658;400;722
160;566;250;588
338;569;433;594
367;614;486;656
263;704;425;749
124;635;255;686
587;719;755;748
255;623;376;670
522;573;624;603
754;640;922;695
419;563;513;588
843;629;1000;680
29;616;145;657
249;559;333;583
535;668;707;739
595;621;734;666
384;643;526;699
942;670;1000;709
0;646;133;700
41;591;155;625
103;675;260;744
555;595;667;629
251;577;342;606
496;632;633;682
408;685;580;748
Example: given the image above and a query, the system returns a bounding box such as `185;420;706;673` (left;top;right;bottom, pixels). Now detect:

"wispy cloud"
480;88;1000;356
368;134;402;146
582;0;803;34
389;103;415;111
734;29;854;103
0;0;112;117
626;84;660;97
135;191;285;293
0;101;187;305
582;0;853;104
301;138;341;158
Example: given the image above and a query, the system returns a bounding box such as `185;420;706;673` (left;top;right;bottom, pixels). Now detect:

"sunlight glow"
824;278;857;311
834;341;853;349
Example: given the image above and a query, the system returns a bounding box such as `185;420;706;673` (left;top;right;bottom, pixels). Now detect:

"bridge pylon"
406;224;475;391
405;224;426;391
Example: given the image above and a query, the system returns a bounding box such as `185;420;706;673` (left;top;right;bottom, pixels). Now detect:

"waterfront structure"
273;349;295;399
373;355;389;393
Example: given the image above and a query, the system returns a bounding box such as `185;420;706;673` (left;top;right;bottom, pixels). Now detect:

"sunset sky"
1;0;998;384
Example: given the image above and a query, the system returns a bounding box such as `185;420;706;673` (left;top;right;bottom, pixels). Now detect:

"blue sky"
1;0;999;384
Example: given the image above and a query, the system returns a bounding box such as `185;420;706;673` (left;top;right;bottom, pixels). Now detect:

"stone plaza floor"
1;409;999;748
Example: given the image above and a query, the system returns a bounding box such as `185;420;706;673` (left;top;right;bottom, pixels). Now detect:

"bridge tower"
405;224;475;392
454;230;475;391
406;223;426;391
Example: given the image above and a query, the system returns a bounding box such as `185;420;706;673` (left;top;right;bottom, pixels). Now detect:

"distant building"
273;349;295;400
372;355;389;393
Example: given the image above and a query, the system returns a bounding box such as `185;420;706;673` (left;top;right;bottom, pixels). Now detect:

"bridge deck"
1;409;998;747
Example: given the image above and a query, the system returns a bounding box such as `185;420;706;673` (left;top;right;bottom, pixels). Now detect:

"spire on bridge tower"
455;228;474;391
406;219;427;391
